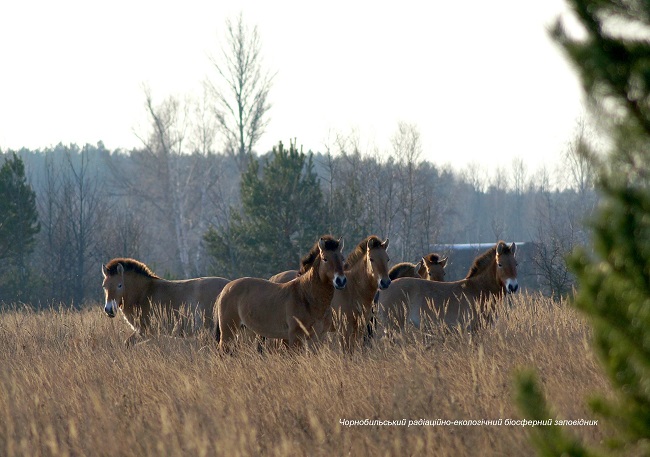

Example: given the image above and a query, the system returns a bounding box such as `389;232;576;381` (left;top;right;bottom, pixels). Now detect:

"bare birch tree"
143;90;193;277
392;122;424;260
563;118;597;197
206;13;275;171
511;157;527;240
106;88;195;277
488;166;509;240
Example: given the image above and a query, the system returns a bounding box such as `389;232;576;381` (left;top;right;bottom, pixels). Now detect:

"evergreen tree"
205;140;327;278
516;1;650;455
0;153;40;303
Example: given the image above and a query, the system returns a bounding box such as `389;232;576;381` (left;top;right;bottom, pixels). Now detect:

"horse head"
102;262;125;318
318;236;347;290
367;237;391;290
420;253;447;281
495;242;518;293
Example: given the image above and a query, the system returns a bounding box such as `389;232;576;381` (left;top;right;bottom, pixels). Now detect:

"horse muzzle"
378;278;391;290
505;279;519;294
333;274;347;290
104;300;118;318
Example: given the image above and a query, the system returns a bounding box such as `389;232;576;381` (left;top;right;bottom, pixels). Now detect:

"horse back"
388;263;417;280
148;276;225;303
193;277;230;304
219;278;296;314
269;270;299;283
377;277;462;319
217;277;298;339
145;276;229;326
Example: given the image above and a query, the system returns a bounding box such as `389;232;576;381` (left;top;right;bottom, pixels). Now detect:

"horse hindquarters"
216;288;243;351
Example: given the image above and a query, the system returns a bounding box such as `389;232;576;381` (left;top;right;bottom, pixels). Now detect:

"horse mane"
298;235;341;275
423;253;443;264
104;258;159;279
344;235;383;269
388;262;416;280
465;242;511;279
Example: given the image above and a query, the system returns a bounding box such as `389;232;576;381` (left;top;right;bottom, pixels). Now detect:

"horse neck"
126;273;156;309
297;263;335;314
464;261;504;299
346;257;376;296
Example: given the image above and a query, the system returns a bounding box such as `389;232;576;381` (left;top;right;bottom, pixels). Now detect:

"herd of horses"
101;235;519;351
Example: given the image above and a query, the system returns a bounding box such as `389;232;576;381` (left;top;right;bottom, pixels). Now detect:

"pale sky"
0;1;584;174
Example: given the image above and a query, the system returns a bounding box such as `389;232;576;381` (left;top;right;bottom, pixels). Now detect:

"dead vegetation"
0;293;611;456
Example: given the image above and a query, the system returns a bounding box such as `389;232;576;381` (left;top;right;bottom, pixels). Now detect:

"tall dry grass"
0;293;611;456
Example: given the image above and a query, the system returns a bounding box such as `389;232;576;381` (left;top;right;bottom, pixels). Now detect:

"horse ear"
440;257;448;268
510;242;517;255
417;259;426;276
117;263;124;275
496;242;505;255
102;264;109;278
382;238;389;249
318;237;326;252
338;237;344;253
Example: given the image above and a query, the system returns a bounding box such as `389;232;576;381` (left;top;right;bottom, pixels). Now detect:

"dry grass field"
0;292;612;456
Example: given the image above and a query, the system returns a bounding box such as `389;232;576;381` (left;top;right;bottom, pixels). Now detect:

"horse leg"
408;303;421;329
300;322;328;353
217;305;241;353
124;317;147;346
343;316;359;353
351;319;365;351
287;318;311;353
124;330;140;347
286;333;303;353
333;310;350;352
340;327;353;353
365;313;376;342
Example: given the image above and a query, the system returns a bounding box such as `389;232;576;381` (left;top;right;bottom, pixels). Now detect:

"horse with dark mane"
216;236;346;351
328;235;391;350
102;258;230;345
376;241;518;332
389;253;447;281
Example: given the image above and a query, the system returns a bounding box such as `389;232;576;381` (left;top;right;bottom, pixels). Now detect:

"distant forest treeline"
0;131;597;306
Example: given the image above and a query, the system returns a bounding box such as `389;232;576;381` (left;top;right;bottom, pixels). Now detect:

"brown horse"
376;241;518;332
102;258;230;346
389;253;447;281
328;236;391;350
216;236;346;351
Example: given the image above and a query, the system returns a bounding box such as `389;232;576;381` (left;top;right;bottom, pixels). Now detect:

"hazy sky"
0;1;584;174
